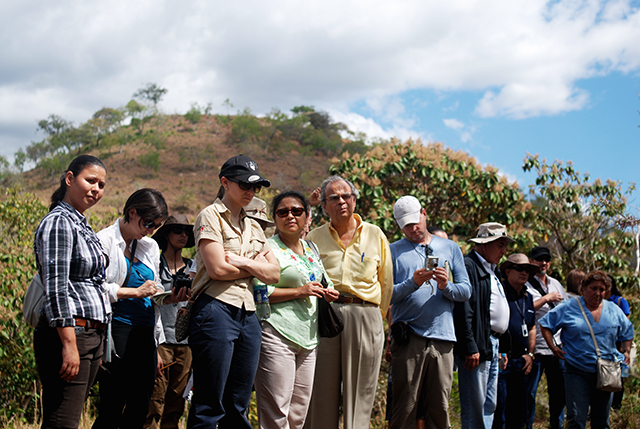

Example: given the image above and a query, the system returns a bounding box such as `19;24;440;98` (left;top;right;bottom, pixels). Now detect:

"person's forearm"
528;326;536;354
242;260;280;285
269;287;305;303
540;326;556;350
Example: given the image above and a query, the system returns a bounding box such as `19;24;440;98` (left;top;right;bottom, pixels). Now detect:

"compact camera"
425;255;439;271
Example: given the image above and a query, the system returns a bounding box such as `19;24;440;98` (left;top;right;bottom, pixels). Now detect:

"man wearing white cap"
388;196;471;429
453;222;513;429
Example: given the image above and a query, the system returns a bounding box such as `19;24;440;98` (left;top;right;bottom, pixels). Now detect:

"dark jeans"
493;356;536;429
34;322;105;429
93;322;157;429
528;354;565;428
187;295;261;429
564;363;613;429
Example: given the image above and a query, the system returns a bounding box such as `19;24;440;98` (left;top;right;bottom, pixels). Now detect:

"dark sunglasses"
142;219;163;230
534;257;550;263
275;207;306;218
171;226;189;235
228;177;261;193
512;265;529;272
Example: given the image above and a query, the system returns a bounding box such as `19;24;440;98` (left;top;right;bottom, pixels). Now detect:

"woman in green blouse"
254;191;339;429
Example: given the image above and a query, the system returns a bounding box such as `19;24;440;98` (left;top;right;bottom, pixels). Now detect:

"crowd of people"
32;153;635;429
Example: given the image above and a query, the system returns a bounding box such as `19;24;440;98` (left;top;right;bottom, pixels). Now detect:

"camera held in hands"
425;255;439;272
172;267;192;293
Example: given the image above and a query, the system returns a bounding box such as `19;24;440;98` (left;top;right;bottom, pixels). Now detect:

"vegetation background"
1;85;638;428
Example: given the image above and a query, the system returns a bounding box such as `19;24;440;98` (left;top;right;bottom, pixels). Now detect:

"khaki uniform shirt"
306;214;393;317
192;199;269;310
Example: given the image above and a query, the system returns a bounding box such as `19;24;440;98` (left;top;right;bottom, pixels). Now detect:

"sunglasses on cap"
275;207;306;218
142;219;163;230
228;177;261;193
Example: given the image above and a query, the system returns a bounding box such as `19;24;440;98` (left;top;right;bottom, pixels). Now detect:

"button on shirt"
192;199;269;311
35;201;109;327
475;252;509;334
390;235;471;341
306;214;393;317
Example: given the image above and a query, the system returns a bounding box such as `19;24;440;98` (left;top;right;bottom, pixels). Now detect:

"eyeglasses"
534;257;551;263
325;193;354;204
228;177;261;193
171;226;189;235
512;266;529;272
275;207;306;218
142;219;163;230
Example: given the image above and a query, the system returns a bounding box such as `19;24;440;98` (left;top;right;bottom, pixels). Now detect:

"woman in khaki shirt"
188;155;280;429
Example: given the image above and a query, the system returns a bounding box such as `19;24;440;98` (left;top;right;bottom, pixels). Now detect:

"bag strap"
529;276;555;309
122;239;138;287
576;297;601;358
305;239;328;289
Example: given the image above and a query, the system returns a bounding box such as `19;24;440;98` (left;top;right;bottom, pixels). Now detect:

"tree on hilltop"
133;83;168;109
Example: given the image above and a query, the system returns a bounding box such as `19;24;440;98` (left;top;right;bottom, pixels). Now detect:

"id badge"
521;323;528;337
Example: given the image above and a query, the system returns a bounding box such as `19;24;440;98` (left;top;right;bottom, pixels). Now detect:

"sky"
1;0;639;206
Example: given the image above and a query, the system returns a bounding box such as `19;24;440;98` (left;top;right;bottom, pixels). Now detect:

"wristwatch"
528;352;535;360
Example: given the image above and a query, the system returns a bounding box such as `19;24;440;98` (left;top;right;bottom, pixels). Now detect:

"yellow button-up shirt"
306;214;393;317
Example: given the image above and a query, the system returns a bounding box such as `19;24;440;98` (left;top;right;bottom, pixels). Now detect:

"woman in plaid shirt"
34;154;110;429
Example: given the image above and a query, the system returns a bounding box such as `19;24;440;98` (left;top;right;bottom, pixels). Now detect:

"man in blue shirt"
388;196;472;429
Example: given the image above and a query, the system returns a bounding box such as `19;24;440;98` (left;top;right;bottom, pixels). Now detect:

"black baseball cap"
219;155;271;187
529;246;551;261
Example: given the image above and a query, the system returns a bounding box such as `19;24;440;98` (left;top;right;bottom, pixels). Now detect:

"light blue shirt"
390;235;471;341
539;297;634;373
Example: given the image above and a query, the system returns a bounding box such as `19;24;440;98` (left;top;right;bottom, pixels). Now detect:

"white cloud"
443;119;464;130
1;0;640;154
328;109;423;143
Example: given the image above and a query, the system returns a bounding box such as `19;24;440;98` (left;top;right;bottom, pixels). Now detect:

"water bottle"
621;362;630;378
253;283;271;321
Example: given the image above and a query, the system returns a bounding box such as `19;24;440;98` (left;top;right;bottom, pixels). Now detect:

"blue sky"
1;0;639;206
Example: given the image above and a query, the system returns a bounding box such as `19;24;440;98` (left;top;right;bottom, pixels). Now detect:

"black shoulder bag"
306;240;344;338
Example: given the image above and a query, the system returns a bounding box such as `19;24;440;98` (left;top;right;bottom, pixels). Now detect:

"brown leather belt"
335;296;377;306
74;318;108;330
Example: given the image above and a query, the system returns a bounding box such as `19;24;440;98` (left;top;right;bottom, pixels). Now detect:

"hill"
18;113;345;218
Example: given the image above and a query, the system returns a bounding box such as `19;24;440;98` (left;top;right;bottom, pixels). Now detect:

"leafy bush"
0;189;48;421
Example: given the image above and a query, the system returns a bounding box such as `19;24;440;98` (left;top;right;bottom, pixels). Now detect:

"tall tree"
522;154;637;287
133;83;168;109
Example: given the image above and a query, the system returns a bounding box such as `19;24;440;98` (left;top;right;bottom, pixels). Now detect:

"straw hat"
469;222;515;244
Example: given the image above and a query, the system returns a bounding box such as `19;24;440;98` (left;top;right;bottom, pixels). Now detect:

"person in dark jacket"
493;254;538;429
454;222;513;429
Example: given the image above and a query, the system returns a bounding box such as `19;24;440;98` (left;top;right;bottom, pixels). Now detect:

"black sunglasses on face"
171;226;189;235
534;257;550;263
142;219;163;230
275;207;306;218
228;177;261;193
512;265;529;272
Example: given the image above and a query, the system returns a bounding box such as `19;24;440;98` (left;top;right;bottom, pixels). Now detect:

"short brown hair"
581;270;612;293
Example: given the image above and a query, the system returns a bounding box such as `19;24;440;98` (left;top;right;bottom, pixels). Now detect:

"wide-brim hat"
500;253;540;275
469;222;515;244
245;197;275;228
152;214;195;250
393;196;422;229
219;155;271;187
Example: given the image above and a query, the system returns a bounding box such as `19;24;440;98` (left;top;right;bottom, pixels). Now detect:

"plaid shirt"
34;201;109;327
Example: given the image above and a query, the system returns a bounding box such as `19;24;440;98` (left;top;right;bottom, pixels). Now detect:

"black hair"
49;155;106;211
607;274;622;296
271;190;311;219
122;188;168;224
427;225;446;235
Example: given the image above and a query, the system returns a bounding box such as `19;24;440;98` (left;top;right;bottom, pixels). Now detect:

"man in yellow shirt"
304;176;393;429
